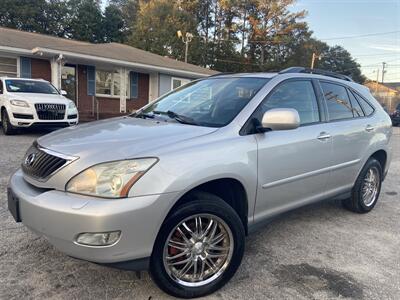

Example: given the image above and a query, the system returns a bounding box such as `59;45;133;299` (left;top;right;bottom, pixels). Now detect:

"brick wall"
77;65;149;121
31;58;51;82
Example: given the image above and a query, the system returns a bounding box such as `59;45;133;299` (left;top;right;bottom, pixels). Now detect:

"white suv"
0;77;78;135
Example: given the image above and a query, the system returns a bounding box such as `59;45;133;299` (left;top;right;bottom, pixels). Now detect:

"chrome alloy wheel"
362;166;380;207
163;214;234;287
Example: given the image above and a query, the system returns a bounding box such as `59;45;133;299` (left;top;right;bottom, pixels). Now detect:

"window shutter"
20;57;31;78
130;71;138;99
87;66;96;96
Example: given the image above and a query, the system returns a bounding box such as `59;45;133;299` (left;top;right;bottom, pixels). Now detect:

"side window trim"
312;79;328;123
240;77;323;135
319;79;358;122
0;80;3;94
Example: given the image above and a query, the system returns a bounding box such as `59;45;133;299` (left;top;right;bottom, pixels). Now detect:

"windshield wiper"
153;110;199;125
133;111;155;119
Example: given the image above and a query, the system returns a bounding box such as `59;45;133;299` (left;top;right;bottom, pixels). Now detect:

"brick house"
0;27;217;121
364;81;400;113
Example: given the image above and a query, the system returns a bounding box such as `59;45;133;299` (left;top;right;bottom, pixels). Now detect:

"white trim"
31;47;212;78
0;46;33;55
96;94;120;99
95;68;125;99
171;77;191;90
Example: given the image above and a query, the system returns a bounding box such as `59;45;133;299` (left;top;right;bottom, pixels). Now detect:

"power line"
320;30;400;41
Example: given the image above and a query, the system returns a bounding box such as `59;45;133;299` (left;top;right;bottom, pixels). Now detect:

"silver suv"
8;68;392;298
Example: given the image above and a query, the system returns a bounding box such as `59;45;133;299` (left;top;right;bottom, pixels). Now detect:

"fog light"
75;231;121;246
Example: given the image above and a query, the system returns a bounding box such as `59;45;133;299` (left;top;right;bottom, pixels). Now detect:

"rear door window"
320;82;353;121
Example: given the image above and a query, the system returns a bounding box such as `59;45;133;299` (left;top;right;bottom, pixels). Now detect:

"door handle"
365;125;375;132
317;132;331;141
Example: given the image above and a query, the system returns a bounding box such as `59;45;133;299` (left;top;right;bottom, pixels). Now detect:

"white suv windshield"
5;80;59;94
140;77;269;127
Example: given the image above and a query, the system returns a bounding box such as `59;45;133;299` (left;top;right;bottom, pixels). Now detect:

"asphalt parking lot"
0;127;399;300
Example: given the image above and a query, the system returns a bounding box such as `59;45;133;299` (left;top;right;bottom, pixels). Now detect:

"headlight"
66;158;158;198
10;99;29;107
68;101;76;109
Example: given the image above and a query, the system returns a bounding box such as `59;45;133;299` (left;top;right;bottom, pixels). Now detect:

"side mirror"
60;90;68;96
260;108;300;131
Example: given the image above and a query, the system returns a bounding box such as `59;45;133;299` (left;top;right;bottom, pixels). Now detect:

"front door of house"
61;65;77;102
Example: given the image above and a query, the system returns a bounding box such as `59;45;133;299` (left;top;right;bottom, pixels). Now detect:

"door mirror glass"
260;108;300;131
60;89;68;96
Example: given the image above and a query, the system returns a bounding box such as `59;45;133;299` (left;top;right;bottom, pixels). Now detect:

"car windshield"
5;80;59;94
139;77;269;127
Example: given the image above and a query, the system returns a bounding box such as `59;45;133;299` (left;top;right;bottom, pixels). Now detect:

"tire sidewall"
353;158;382;212
150;196;245;298
2;109;15;135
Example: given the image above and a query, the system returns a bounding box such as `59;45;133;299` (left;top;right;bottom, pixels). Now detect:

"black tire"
342;158;382;213
150;192;245;298
1;109;17;135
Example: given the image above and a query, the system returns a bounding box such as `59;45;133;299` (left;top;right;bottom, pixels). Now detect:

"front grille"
22;144;67;179
35;103;66;120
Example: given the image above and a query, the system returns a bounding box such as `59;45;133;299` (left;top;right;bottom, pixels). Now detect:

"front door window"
61;65;77;102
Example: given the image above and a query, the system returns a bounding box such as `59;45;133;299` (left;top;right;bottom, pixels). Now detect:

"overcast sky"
292;0;400;82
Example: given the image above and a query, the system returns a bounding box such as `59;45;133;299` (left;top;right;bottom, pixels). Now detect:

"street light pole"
177;30;193;63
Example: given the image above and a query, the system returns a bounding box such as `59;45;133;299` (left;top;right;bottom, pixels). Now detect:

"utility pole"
311;53;322;69
375;68;380;93
381;62;387;83
177;30;193;63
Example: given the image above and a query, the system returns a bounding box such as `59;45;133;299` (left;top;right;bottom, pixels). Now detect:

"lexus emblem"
25;153;36;166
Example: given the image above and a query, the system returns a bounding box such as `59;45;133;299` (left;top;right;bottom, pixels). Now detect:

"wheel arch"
165;177;249;235
370;149;387;172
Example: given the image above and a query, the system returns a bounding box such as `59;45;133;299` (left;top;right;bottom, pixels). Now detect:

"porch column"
120;67;127;113
149;72;159;102
50;57;62;90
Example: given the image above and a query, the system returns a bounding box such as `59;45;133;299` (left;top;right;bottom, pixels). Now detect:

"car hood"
8;92;71;104
37;117;218;159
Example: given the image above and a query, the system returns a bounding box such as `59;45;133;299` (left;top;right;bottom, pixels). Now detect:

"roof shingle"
0;27;217;76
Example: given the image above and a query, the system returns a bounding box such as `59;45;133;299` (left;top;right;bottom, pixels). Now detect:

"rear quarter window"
352;91;375;116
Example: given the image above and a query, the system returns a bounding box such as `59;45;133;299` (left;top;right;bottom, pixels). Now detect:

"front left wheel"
150;192;245;298
1;109;17;135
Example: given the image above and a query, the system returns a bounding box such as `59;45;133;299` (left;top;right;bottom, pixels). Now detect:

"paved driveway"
0;127;399;300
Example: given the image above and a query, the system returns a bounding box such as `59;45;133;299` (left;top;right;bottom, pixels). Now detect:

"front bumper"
9;106;78;127
8;169;179;265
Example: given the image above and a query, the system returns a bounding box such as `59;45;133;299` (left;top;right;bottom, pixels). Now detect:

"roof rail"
279;67;354;82
208;72;238;77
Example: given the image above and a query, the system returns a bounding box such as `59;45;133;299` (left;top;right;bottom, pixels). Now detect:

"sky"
291;0;400;82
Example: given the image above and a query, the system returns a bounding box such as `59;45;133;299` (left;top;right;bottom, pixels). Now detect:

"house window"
96;69;129;97
0;57;17;77
171;77;190;90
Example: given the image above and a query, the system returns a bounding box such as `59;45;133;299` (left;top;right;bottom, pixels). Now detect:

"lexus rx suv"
0;77;78;134
8;68;392;298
